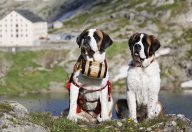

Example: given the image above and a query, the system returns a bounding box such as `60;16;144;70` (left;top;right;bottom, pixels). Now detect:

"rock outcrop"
0;101;49;132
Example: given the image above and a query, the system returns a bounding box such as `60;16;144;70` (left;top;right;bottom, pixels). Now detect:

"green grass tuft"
0;103;13;113
29;112;82;132
0;50;68;95
28;112;191;131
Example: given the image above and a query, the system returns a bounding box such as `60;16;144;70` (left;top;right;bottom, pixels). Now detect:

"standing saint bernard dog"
66;29;113;122
115;33;163;122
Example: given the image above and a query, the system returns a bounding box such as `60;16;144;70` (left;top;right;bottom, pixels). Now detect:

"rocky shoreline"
0;101;191;131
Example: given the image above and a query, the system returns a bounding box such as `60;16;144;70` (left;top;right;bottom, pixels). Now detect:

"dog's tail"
115;99;129;119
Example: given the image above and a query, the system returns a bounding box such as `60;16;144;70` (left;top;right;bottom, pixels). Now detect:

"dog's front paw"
132;118;138;123
67;114;90;122
67;114;79;122
97;116;111;122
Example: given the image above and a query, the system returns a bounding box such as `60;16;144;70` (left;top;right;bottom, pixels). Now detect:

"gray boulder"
0;101;49;132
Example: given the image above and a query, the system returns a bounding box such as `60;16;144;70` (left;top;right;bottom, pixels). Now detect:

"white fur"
88;29;98;52
142;55;154;67
85;51;105;63
126;60;161;122
67;29;113;122
93;51;106;62
133;34;146;59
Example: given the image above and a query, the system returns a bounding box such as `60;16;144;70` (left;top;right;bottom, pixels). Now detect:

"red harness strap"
66;80;112;100
65;77;112;114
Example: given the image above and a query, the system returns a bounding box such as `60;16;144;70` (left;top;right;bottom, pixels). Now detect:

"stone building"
0;10;47;46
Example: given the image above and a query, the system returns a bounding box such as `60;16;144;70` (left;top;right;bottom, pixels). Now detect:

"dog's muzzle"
133;44;144;62
81;48;95;58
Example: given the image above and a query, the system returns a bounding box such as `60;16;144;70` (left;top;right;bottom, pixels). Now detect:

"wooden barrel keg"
81;60;108;79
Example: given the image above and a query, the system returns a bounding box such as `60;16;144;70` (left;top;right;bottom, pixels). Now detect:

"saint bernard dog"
66;29;113;122
115;33;163;122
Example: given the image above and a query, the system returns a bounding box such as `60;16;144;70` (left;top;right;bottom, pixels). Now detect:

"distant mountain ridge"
0;0;110;22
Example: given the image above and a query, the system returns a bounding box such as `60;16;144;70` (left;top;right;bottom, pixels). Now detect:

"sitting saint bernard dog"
115;33;163;122
66;29;113;122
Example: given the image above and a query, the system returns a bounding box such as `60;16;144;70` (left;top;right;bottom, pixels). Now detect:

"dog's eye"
93;33;100;43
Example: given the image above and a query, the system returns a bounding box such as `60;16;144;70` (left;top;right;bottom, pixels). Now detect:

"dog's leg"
108;96;113;118
127;90;137;123
147;75;161;119
99;86;111;122
147;86;161;119
147;94;158;119
67;83;80;121
147;93;162;119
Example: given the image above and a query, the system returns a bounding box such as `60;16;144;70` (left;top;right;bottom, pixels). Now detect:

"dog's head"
76;29;113;56
128;33;160;66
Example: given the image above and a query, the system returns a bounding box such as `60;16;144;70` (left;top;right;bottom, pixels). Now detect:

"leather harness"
66;54;112;115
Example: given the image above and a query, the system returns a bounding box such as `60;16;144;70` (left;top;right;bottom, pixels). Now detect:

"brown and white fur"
67;29;113;122
115;33;163;122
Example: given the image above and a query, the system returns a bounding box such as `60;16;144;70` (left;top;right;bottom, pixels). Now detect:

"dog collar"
130;55;154;68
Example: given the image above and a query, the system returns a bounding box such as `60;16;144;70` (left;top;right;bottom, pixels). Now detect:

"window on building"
11;34;13;37
16;24;18;27
0;35;2;38
16;29;18;32
16;34;18;38
26;34;28;37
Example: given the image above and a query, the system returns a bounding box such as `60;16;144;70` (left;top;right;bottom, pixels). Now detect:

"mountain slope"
0;0;111;22
57;0;192;90
0;0;191;90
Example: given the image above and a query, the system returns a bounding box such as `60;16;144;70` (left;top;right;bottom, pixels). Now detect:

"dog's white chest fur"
127;61;160;105
79;90;101;110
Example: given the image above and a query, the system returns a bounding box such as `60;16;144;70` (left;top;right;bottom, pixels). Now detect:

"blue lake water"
0;91;192;119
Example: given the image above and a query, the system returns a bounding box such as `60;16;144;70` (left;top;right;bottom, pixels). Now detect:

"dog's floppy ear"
128;33;139;50
100;31;113;51
148;35;161;56
76;29;88;48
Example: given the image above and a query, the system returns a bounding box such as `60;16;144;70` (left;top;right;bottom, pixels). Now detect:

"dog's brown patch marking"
147;35;153;57
96;29;103;50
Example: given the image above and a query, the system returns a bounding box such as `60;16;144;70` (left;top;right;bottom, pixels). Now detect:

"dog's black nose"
134;44;141;52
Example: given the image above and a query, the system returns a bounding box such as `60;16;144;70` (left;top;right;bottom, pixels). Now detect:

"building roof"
15;10;45;23
0;10;45;23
